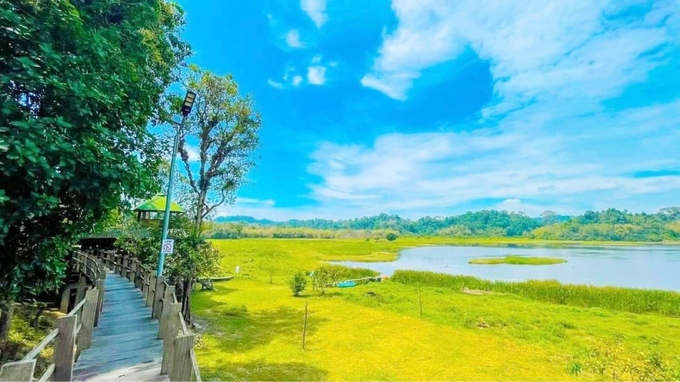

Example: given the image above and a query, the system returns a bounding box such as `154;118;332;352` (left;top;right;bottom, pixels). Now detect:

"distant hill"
210;208;680;242
214;215;277;225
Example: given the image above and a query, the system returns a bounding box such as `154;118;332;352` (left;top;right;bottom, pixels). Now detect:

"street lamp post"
157;90;196;277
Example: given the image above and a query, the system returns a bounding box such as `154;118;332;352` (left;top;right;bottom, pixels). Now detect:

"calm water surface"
334;245;680;291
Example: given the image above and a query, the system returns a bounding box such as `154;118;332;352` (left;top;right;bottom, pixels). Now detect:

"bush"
289;272;307;296
386;233;398;241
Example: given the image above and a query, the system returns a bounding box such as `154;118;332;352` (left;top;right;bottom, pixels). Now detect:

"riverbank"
193;239;680;380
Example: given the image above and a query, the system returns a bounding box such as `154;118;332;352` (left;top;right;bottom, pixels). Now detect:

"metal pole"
157;115;186;276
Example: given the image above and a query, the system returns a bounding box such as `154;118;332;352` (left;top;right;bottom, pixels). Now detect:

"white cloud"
307;66;327;85
305;100;680;217
362;0;677;106
267;79;284;89
285;29;303;48
184;144;200;163
301;0;327;28
237;198;276;207
292;75;303;86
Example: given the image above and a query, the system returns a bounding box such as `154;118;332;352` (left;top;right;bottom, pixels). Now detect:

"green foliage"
289;272;307;296
531;207;680;242
311;265;339;294
386;233;398;241
569;336;680;381
468;256;567;265
0;0;189;307
391;270;680;317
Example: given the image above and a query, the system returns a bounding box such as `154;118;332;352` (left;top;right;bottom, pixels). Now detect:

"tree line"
211;208;680;241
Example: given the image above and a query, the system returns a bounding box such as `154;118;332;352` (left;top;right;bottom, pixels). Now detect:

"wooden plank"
146;274;157;308
170;334;194;382
54;315;77;382
94;279;105;327
161;303;182;375
38;363;55;382
158;286;175;339
0;359;36;382
74;272;166;381
190;349;202;382
59;286;72;313
152;276;165;320
77;288;99;350
22;328;58;361
68;296;87;317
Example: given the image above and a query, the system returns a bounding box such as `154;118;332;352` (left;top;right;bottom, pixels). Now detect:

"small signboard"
161;239;174;255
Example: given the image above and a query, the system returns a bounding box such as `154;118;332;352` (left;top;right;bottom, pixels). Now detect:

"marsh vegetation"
193;238;680;380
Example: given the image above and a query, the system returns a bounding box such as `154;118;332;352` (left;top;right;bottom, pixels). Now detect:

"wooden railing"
98;250;202;382
0;252;105;382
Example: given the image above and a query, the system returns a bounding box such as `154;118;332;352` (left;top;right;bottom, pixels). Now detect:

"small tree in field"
311;265;339;294
386;233;398;241
289;272;307;296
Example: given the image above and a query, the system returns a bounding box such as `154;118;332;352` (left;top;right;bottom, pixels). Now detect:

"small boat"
337;280;357;288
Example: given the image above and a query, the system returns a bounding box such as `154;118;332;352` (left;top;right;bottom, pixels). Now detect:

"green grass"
193;238;680;380
468;255;567;265
391;270;680;317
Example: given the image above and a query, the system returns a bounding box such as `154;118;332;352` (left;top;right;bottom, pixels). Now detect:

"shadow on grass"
201;296;329;353
201;360;328;381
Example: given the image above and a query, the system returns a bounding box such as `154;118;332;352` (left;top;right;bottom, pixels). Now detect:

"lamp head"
180;90;196;116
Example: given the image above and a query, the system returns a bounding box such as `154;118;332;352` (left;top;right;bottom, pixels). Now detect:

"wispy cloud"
361;1;676;106
301;0;327;28
292;75;303;86
267;79;284;89
285;29;303;48
306;99;680;216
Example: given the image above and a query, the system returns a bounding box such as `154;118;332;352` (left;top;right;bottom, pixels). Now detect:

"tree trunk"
0;300;14;341
181;278;193;323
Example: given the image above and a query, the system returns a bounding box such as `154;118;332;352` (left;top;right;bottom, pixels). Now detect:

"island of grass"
468;255;567;265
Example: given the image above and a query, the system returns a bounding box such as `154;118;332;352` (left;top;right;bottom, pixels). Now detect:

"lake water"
334;245;680;291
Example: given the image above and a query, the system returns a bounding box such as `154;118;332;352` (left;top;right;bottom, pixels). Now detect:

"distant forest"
209;208;680;242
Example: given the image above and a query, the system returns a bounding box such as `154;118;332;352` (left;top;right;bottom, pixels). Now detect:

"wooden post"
141;270;148;298
75;276;86;304
77;288;99;350
302;301;309;350
153;276;165;319
159;285;176;339
170;333;195;382
134;260;142;288
129;260;137;286
418;287;423;317
113;253;120;275
161;303;182;375
118;254;125;276
146;273;156;308
94;279;105;327
0;359;36;381
54;315;77;382
59;287;72;313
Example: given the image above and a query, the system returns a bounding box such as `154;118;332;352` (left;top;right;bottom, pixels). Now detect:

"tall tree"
0;0;189;340
175;66;261;230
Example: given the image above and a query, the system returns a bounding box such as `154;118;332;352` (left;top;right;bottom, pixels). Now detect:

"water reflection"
333;245;680;291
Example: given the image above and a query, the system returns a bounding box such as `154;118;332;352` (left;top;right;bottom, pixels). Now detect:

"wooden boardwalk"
73;272;167;381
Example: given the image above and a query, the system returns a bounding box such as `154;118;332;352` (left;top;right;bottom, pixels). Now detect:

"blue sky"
176;0;680;220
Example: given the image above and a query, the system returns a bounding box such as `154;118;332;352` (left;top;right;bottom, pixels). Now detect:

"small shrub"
289;272;307;296
386;233;398;241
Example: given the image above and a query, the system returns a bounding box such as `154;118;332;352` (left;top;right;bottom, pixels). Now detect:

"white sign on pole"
161;239;175;255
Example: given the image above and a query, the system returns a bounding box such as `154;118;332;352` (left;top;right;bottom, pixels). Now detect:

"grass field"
193;238;680;381
468;255;567;265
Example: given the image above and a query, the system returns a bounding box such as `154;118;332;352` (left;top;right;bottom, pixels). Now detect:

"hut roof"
133;194;184;213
